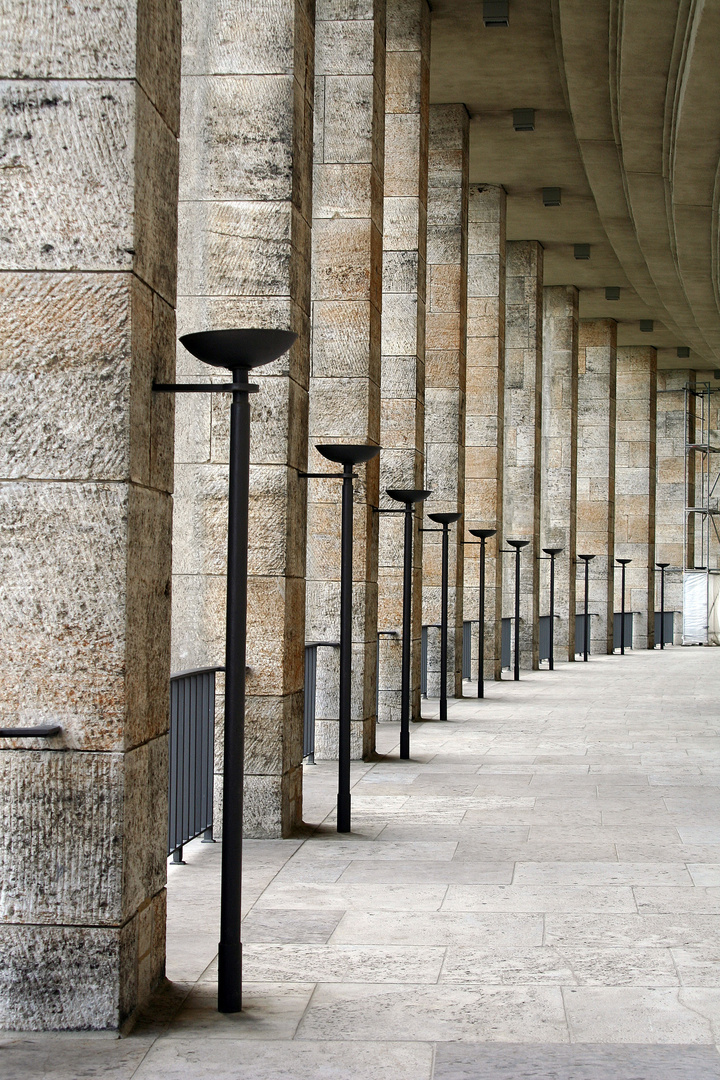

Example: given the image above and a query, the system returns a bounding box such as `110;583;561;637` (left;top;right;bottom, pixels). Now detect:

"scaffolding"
684;382;720;644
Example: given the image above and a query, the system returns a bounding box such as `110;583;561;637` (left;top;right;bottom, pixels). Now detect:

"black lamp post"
541;547;562;670
505;540;530;681
386;489;431;758
577;554;596;661
302;443;381;834
656;562;670;648
617;557;632;654
154;328;297;1014
424;512;462;721
467;529;496;697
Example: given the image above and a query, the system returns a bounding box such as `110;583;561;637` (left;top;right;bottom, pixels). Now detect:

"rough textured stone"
174;0;313;834
615;346;657;649
576;320;617;654
502;241;543;670
377;0;429;723
541;286;578;661
656;369;693;643
422;104;468;698
464;185;505;682
307;0;384;759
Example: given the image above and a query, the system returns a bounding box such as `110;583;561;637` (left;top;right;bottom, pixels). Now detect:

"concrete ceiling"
428;0;720;372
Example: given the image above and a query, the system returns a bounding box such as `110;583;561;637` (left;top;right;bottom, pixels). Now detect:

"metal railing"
303;642;339;762
168;666;222;863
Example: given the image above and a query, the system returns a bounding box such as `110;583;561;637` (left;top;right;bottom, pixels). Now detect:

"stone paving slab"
433;1043;720;1079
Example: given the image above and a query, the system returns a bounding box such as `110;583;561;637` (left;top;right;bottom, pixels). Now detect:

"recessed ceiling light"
605;287;620;300
513;109;535;131
640;320;654;333
677;347;690;358
483;0;509;26
574;244;590;260
543;187;561;207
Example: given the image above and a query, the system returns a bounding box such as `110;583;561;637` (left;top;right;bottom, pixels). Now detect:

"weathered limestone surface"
503;241;543;670
174;0;314;835
307;0;385;760
377;0;429;723
576;319;617;655
615;346;657;650
656;369;692;643
422;104;469;698
0;0;179;1030
464;185;505;681
541;286;578;661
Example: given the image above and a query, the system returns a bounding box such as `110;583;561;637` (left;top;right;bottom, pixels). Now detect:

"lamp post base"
218;941;243;1013
337;791;351;833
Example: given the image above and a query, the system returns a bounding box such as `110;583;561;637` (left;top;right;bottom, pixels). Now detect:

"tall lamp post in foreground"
155;328;296;1014
617;557;632;654
541;547;562;670
385;489;431;758
302;443;381;833
577;554;596;661
504;540;529;681
423;512;462;721
467;528;496;697
656;562;670;648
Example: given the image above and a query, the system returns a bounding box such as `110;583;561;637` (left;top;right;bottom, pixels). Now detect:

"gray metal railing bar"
168;666;218;863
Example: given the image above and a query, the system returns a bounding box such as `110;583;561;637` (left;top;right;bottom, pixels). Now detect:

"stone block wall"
0;0;180;1029
307;0;385;760
174;0;315;836
377;0;430;723
656;369;693;642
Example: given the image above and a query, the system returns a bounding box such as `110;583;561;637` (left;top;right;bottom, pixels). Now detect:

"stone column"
0;1;179;1029
174;0;314;836
423;104;469;699
503;241;543;670
377;0;430;723
541;286;578;661
615;346;657;649
656;369;694;642
464;185;506;681
307;0;385;759
576;319;617;654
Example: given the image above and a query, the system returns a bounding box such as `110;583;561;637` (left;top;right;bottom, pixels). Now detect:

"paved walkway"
5;648;720;1078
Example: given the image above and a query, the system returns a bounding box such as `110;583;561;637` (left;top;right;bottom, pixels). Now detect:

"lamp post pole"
504;540;530;681
617;558;631;655
468;529;496;698
577;554;596;661
385;489;431;758
541;547;562;670
302;443;381;834
154;328;297;1015
423;513;462;721
656;562;670;648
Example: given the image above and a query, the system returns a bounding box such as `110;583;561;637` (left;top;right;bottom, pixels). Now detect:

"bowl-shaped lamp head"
543;547;563;556
507;538;530;550
469;528;497;540
316;443;381;466
428;512;462;526
180;329;297;371
386;488;432;505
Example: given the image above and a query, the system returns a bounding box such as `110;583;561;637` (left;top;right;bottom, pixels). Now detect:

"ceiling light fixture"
574;244;590;260
605;287;620;300
640;320;654;333
677;347;690;359
542;187;561;207
483;0;509;26
513;109;535;131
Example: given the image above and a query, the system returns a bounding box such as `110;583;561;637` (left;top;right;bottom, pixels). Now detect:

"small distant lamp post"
617;558;632;654
505;540;530;681
467;528;497;698
424;512;462;721
385;489;431;758
541;547;563;670
656;562;670;648
154;328;297;1015
576;554;596;661
301;443;381;834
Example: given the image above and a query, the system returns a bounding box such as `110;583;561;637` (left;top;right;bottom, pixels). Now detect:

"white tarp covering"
709;573;720;646
684;571;708;644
